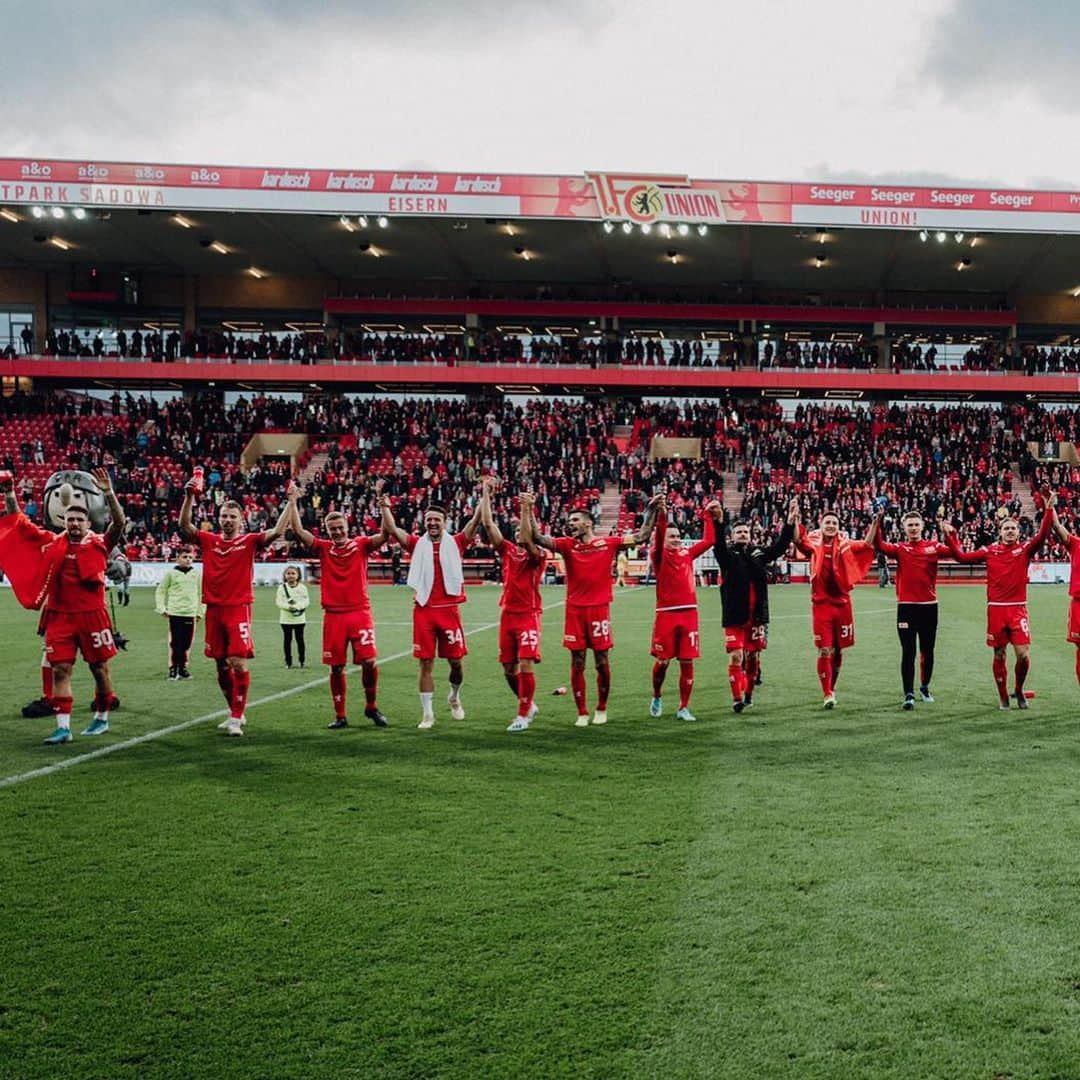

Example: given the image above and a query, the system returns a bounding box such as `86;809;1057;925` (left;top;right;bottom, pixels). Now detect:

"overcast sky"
1;0;1076;187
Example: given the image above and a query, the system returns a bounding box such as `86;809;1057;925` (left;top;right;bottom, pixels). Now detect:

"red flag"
0;513;54;609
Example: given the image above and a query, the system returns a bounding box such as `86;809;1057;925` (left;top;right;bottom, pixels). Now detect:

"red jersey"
813;541;846;604
947;509;1052;604
498;539;546;614
49;534;109;614
652;513;715;611
312;535;375;612
554;535;623;607
876;538;949;603
404;532;469;607
194;530;267;606
1069;534;1080;598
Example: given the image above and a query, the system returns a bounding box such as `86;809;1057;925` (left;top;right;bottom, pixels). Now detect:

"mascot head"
42;470;110;533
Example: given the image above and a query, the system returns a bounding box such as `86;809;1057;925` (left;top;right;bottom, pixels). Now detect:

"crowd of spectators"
5;389;1080;566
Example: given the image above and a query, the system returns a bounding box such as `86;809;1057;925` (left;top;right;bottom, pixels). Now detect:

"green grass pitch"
3;582;1080;1078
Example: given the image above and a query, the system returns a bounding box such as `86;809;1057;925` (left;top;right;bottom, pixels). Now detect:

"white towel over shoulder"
407;533;464;607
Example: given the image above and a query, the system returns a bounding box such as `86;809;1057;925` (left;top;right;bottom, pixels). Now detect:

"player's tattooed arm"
380;494;410;546
93;468;127;550
1;477;18;515
628;493;664;548
479;475;504;548
1051;502;1072;545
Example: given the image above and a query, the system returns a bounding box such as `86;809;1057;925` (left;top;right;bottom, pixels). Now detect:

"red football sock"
919;654;930;688
504;670;520;697
1075;649;1080;686
992;656;1008;699
596;665;611;710
230;669;250;719
832;651;843;689
1014;655;1030;695
728;662;745;702
53;695;73;719
217;665;234;706
361;665;378;708
330;669;347;718
41;660;54;702
678;662;694;709
93;691;108;714
652;662;667;697
816;656;833;696
743;653;759;695
517;671;536;718
571;666;587;715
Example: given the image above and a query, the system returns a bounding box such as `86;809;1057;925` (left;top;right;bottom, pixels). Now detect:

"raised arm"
1;473;19;516
1024;494;1055;558
651;508;668;570
940;519;985;563
521;492;556;552
263;482;299;544
459;492;484;544
380;493;410;547
627;493;664;548
687;502;719;559
760;515;796;564
179;479;200;541
1051;506;1072;546
93;468;127;551
480;476;504;549
289;490;315;548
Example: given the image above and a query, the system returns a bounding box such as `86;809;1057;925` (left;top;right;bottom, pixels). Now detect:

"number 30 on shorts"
90;628;114;648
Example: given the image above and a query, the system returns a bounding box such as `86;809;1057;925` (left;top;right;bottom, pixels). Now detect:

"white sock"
449;685;462;703
420;691;433;715
95;709;110;724
56;713;71;730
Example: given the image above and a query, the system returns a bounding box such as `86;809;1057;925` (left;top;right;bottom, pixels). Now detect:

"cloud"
921;1;1080;108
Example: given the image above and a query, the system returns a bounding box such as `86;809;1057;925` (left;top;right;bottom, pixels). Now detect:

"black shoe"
903;693;915;711
285;661;292;669
733;700;745;714
168;666;178;680
365;706;390;728
1015;691;1029;711
179;668;192;680
328;717;348;729
21;697;54;718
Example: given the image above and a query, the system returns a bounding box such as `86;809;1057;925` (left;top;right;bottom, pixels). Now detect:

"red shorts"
651;608;700;660
204;604;255;660
562;604;614;652
499;611;543;665
413;604;467;660
724;622;768;654
987;603;1030;648
812;599;855;650
44;607;117;665
1069;598;1080;644
323;608;377;666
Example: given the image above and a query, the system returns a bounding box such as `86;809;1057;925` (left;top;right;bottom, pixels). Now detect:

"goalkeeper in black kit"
711;497;798;712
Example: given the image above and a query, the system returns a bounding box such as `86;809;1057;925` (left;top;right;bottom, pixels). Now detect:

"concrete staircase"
597;482;623;533
298;451;329;489
1011;462;1038;520
721;469;742;515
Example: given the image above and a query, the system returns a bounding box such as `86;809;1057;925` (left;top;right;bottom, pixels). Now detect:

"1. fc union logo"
586;172;728;224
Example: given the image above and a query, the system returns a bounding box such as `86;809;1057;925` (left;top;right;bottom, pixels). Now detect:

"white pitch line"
0;602;564;792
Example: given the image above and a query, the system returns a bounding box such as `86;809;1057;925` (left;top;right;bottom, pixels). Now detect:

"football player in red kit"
942;495;1054;709
1;468;126;744
381;495;483;729
480;478;548;732
526;494;662;727
648;498;716;722
289;492;392;730
873;509;950;710
180;478;296;736
1049;502;1080;688
794;509;878;708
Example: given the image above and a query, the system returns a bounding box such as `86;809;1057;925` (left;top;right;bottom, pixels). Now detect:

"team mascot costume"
0;469;122;717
